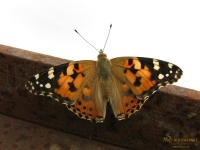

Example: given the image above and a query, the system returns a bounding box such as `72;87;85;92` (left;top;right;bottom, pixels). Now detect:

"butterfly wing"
26;61;93;104
67;66;107;123
25;60;107;123
109;73;145;120
67;82;107;123
111;57;182;100
110;57;183;120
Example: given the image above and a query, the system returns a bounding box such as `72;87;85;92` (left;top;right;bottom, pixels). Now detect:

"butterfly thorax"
97;52;112;102
97;52;111;79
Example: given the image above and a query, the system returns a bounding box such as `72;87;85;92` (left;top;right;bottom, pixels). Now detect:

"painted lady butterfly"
25;26;183;123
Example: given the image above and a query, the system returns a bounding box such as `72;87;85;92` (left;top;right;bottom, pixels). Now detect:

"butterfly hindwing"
67;66;108;123
109;73;146;120
67;83;106;123
111;57;183;100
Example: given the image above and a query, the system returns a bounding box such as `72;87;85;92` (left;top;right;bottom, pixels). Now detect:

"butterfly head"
97;49;107;59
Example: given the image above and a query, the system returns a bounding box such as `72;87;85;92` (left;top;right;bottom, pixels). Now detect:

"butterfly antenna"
74;29;99;52
103;24;112;52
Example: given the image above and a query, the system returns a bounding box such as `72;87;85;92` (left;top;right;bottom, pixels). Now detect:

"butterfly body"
25;50;182;123
96;52;112;102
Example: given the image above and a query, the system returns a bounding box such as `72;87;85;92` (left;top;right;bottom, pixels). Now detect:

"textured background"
0;45;199;149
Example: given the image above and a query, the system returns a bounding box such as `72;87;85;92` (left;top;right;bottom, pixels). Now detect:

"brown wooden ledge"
0;44;200;149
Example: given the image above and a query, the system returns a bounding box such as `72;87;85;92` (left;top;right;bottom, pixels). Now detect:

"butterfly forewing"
25;61;95;104
111;57;183;100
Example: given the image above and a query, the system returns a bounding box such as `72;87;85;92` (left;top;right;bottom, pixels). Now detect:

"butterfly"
25;49;183;123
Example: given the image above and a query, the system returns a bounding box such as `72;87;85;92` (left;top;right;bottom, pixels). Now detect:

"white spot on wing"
49;67;54;70
153;59;159;65
165;81;169;85
47;95;53;98
39;91;45;96
153;59;160;70
47;92;53;98
45;83;51;88
166;74;169;77
48;73;55;79
55;98;59;102
40;84;43;87
48;68;55;79
36;81;39;84
157;83;162;87
158;74;164;79
154;65;160;70
168;63;173;69
35;74;40;80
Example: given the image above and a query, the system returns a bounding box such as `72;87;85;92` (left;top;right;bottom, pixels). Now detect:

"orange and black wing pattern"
25;61;96;105
111;57;183;100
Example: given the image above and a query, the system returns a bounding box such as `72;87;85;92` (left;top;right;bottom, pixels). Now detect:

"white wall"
0;0;199;91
